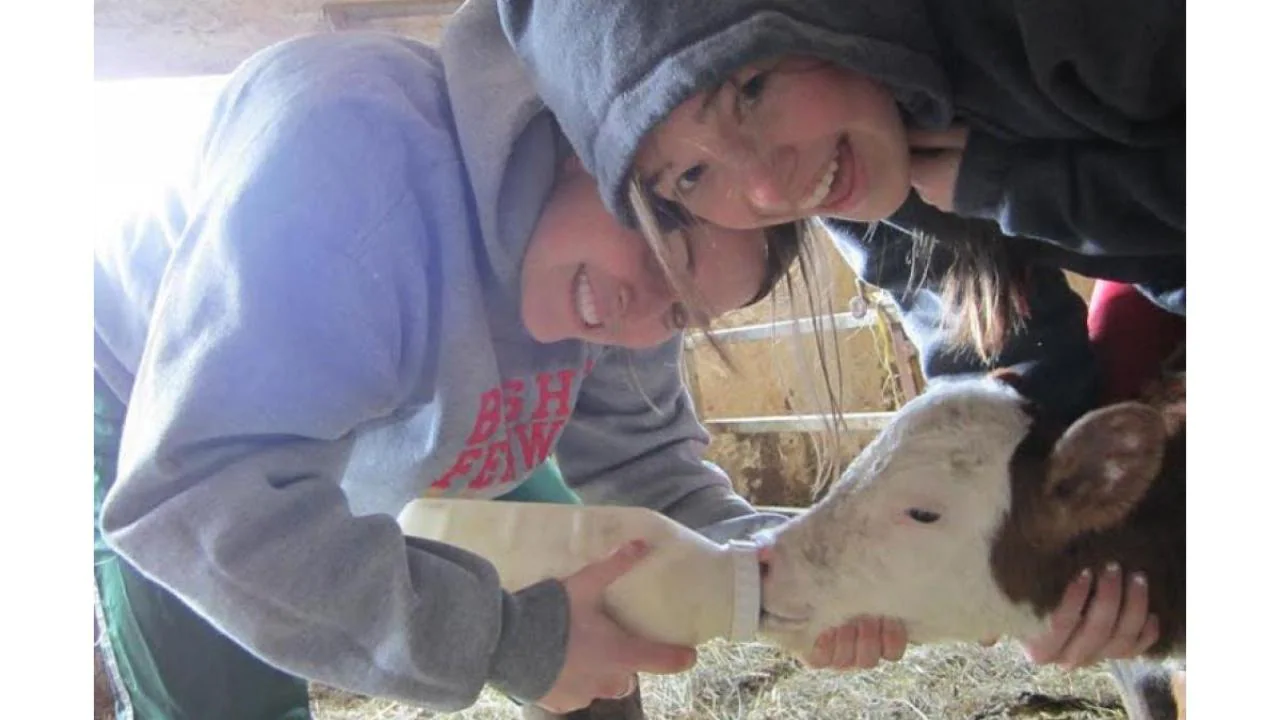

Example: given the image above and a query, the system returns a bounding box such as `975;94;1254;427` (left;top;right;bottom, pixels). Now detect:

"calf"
758;372;1184;658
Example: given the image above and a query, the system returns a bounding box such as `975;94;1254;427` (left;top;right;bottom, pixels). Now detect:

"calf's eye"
907;508;941;524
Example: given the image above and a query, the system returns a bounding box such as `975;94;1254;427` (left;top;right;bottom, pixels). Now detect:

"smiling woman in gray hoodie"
91;3;862;719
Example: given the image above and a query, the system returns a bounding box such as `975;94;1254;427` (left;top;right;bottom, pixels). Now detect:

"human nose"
738;142;797;215
625;265;676;324
608;260;681;348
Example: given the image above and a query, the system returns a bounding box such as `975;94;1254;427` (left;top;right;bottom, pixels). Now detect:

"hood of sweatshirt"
496;0;953;222
441;0;567;297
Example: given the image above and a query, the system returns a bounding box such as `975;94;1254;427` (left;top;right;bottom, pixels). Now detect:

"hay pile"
311;639;1125;719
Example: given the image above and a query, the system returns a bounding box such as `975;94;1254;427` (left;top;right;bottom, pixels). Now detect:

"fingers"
540;630;687;711
598;674;636;701
805;616;907;670
829;621;862;669
572;540;650;593
1022;568;1093;665
804;628;836;668
1134;613;1160;656
1057;563;1125;669
906;126;970;150
853;617;885;668
614;633;697;675
1022;564;1162;670
907;150;962;212
536;698;579;715
546;538;691;713
908;151;956;183
905;124;968;212
1095;572;1152;660
881;618;908;662
562;674;635;710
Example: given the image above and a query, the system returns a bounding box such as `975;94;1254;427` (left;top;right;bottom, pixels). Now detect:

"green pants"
496;456;582;505
94;375;579;719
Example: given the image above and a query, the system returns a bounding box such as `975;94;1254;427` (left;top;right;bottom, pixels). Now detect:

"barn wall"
689;237;1097;509
96;0;458;79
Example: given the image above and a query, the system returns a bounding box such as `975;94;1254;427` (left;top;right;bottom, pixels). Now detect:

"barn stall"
94;1;1133;718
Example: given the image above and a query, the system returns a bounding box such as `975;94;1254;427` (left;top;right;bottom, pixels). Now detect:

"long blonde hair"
627;181;848;493
904;218;1032;363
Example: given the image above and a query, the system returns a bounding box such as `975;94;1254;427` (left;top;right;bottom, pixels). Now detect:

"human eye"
736;71;770;113
675;164;706;195
668;302;690;330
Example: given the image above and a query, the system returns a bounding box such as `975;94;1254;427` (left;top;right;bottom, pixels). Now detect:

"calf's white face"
759;377;1036;650
758;375;1167;653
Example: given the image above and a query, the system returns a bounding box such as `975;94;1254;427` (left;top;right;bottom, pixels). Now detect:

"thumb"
574;539;651;593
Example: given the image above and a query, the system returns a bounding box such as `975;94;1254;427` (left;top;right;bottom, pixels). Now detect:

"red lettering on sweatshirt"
512;418;567;468
464;388;503;445
428;360;594;495
501;379;526;421
532;369;577;421
469;439;516;490
429;446;483;490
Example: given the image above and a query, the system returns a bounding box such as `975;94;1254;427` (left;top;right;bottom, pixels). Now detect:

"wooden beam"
888;322;921;401
323;1;461;30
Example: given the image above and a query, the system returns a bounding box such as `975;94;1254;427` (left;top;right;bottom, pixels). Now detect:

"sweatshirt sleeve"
953;0;1184;256
555;338;786;540
954;134;1184;257
99;40;566;709
823;210;1100;424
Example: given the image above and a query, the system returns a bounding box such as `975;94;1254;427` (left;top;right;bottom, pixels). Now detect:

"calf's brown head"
757;372;1173;653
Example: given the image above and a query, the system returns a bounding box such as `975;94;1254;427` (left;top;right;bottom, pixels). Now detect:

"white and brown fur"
758;372;1185;658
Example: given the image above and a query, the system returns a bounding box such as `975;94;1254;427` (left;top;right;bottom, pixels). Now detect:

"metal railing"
688;302;911;435
703;411;895;434
684;309;899;347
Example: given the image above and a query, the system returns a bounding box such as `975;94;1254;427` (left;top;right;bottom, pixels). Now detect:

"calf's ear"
1041;402;1166;541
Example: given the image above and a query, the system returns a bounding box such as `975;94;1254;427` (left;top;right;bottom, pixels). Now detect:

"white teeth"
575;269;600;327
798;157;838;211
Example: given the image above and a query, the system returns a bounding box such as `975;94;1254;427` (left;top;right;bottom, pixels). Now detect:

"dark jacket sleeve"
954;136;1184;258
951;0;1185;259
823;212;1100;424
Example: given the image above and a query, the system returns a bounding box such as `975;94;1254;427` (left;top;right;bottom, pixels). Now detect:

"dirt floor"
310;639;1134;720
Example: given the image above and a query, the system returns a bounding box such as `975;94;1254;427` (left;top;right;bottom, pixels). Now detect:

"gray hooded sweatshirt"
94;1;776;709
497;0;1185;423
